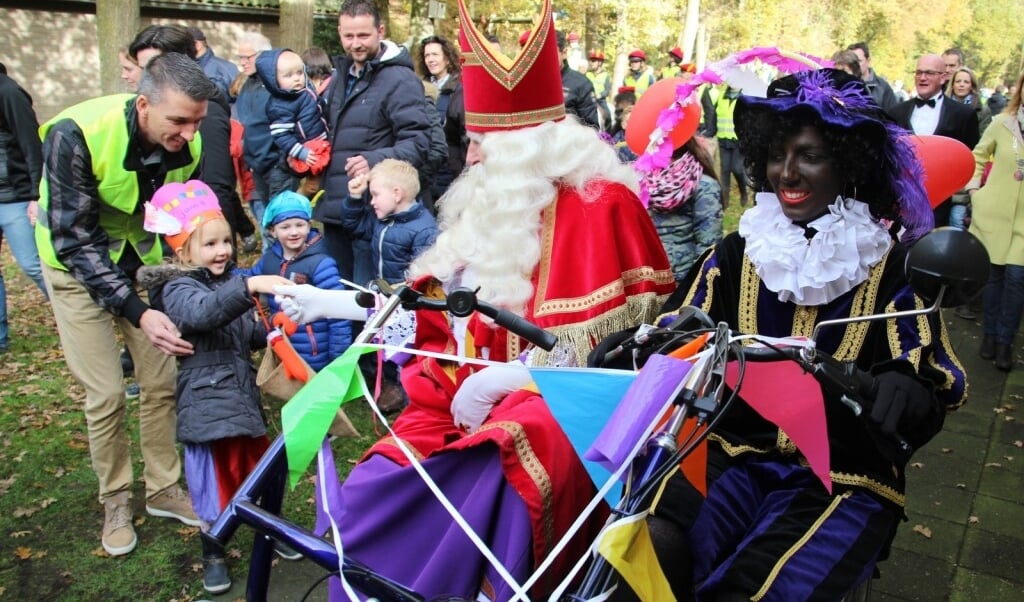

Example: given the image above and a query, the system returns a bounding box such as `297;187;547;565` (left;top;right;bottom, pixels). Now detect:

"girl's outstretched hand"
247;275;294;295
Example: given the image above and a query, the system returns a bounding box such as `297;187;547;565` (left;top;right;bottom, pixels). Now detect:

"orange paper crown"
458;0;565;132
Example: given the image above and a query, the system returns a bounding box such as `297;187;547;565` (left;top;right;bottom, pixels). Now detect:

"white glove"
273;285;371;323
452;363;532;433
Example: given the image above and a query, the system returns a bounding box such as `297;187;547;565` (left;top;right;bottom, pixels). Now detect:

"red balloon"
908;135;974;209
626;78;702;155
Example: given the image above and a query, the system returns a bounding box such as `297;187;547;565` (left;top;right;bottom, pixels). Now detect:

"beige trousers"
42;264;180;503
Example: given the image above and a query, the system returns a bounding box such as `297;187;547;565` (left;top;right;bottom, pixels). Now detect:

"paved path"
212;310;1024;601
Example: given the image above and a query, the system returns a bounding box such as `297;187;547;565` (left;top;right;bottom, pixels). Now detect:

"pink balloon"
908;135;974;209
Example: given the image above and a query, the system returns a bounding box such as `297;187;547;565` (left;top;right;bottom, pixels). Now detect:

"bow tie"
915;97;937;108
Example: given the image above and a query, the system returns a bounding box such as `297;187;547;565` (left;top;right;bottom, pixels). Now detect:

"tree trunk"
96;0;139;95
680;0;700;63
279;0;315;53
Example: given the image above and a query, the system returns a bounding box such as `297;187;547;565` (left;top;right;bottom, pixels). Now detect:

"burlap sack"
256;340;359;438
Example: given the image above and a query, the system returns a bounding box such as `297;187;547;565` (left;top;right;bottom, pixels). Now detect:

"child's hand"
348;173;368;197
247;275;294;295
305;151;318;166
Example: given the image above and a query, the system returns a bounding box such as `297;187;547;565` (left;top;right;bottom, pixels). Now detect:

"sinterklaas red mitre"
457;0;566;132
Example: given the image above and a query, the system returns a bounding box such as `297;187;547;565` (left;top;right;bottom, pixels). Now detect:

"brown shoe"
146;484;201;527
102;492;137;556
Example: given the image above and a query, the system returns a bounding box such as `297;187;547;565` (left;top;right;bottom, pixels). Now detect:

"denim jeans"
0;201;48;348
982;263;1024;345
949;204;969;230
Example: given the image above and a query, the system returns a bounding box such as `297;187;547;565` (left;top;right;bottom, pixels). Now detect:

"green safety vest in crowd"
624;70;656;97
587;71;612;100
709;86;739;141
660;65;682;80
35;94;202;271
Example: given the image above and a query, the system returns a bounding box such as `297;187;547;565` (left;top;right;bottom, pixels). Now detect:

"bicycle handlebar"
382;282;559;351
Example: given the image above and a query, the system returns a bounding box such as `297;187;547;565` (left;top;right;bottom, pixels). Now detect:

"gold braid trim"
529;292;669;367
376;436;427;461
752;491;852;601
710;436;906;506
475;419;555;552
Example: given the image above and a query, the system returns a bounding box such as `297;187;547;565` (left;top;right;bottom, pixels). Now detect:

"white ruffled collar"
738;193;892;306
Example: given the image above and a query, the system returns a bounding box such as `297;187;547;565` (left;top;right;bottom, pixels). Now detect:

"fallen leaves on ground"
968;516;980;524
911;461;925;469
912;524;933;538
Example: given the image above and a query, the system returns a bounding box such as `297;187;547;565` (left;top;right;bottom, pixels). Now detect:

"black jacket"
0;73;42;203
887;95;980;150
141;264;267;445
317;41;432;226
561;62;600;129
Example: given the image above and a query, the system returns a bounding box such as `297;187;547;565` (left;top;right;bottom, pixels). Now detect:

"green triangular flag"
281;345;375;489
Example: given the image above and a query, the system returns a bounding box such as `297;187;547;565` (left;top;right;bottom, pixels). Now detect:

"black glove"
587;326;640;368
869;371;934;440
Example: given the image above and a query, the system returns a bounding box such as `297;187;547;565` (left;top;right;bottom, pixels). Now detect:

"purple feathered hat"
734;68;933;242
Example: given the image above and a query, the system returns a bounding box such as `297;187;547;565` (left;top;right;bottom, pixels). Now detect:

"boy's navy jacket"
254;48;328;160
340;197;439;284
242;230;351;371
139;264;267;445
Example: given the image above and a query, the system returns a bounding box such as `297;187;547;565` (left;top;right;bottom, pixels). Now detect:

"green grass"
0;247;380;601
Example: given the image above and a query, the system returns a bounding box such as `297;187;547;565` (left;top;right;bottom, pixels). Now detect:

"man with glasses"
235;32;275;235
889;53;979;226
846;41;898;110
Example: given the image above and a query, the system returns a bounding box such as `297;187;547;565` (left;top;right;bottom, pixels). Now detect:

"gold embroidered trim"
752;491;851;601
739;258;759;335
459;0;552;88
830;471;905;506
465;105;567;129
377;436;426;461
475;419;555;551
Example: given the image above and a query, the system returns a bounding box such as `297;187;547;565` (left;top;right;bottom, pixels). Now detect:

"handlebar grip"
489;309;558;351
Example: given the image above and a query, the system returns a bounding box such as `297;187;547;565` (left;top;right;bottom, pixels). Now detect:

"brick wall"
1;7;281;122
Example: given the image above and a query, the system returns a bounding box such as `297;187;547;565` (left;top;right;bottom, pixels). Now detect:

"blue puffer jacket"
254;48;328;161
139;264;267;445
243;231;352;371
316;41;432;225
340;198;438;284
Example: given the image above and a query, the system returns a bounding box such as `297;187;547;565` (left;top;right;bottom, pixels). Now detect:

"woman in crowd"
416;35;466;201
947;66;993;135
967;68;1024;371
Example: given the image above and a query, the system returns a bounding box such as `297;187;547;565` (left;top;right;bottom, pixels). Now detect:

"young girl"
139;180;291;594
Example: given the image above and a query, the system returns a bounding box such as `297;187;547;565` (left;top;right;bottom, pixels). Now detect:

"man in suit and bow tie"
888;53;979;227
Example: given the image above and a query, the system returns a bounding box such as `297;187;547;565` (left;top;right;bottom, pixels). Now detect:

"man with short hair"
847;41;898;110
35;53;214;556
942;47;965;76
129;24;255;254
187;26;238;100
585;50;612;131
555;30;599;128
317;0;431;287
889;53;980;227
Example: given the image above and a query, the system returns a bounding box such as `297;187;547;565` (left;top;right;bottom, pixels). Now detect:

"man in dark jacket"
847;42;898;110
318;0;432;287
556;30;599;129
0;64;48;353
187;27;239;101
235;32;277;238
